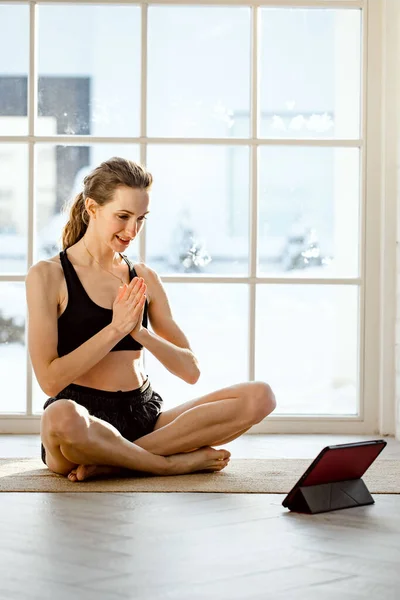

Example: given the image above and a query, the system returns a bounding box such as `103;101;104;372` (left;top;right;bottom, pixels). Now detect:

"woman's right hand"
111;277;147;336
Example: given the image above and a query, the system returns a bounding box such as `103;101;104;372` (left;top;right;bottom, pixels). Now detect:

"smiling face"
87;185;150;251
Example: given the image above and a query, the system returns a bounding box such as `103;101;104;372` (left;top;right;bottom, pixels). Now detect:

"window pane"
258;147;360;277
0;5;29;135
37;5;141;136
0;283;26;413
35;145;140;261
0;144;28;274
255;285;359;415
146;145;249;275
260;9;361;139
148;6;250;138
145;283;248;410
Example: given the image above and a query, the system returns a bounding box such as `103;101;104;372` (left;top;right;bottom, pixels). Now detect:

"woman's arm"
44;328;122;397
131;265;200;385
26;262;124;397
134;328;200;385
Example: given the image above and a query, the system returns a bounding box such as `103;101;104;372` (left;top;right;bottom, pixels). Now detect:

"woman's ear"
85;197;98;219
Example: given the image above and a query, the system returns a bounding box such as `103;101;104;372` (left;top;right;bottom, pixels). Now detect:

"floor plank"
0;434;399;599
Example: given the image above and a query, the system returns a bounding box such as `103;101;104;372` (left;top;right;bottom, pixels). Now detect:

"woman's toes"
213;458;230;471
215;449;231;460
207;461;229;472
76;465;90;481
67;469;78;482
76;464;102;481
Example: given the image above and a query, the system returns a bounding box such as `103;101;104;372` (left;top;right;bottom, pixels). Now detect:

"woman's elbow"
186;366;200;385
33;369;54;397
40;381;56;397
40;371;62;397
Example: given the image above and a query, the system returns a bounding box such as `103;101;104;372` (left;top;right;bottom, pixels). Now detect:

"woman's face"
95;185;150;251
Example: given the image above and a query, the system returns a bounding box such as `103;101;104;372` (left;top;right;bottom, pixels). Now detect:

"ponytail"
61;192;88;249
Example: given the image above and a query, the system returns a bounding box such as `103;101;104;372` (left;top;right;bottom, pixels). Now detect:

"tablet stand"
286;478;374;514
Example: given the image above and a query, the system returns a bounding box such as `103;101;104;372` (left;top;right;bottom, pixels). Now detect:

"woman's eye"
118;215;147;221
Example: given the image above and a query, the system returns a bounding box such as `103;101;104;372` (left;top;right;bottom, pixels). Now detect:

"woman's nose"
125;221;138;236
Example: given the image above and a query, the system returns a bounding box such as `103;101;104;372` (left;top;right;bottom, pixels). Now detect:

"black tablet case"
282;440;387;514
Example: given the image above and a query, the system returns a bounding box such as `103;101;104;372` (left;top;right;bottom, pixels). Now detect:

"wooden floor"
1;433;399;600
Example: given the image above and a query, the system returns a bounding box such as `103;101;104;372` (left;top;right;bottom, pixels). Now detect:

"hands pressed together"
111;276;147;340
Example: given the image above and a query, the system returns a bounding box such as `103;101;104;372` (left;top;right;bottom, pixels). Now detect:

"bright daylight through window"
0;2;365;428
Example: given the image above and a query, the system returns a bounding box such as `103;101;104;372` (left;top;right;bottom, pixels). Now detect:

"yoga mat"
0;457;397;493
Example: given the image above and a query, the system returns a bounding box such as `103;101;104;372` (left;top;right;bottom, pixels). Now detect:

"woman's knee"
243;381;276;424
41;399;89;445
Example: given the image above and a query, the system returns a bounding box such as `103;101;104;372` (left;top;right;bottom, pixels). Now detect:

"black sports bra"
57;249;148;357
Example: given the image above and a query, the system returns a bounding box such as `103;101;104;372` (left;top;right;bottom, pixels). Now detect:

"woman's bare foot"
67;447;230;481
165;446;231;475
67;464;124;482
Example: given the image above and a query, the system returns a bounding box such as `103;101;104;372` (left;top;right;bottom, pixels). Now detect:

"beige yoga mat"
0;457;398;493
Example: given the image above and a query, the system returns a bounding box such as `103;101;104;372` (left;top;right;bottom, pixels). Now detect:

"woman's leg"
41;399;231;480
133;381;276;455
63;382;274;482
69;424;252;483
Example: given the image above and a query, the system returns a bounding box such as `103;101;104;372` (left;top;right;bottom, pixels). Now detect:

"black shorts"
41;378;163;466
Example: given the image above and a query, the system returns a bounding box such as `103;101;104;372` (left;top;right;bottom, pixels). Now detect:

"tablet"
282;439;387;508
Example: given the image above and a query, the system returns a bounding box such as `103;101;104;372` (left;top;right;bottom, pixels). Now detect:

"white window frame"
0;0;393;436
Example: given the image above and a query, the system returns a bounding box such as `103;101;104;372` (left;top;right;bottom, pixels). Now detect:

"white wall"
381;1;400;439
391;3;400;440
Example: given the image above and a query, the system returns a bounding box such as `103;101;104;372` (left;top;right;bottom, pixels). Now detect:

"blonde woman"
26;157;276;482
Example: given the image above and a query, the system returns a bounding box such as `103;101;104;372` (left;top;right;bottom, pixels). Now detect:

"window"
0;0;383;435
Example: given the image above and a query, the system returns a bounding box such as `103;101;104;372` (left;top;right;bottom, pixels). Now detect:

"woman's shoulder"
120;255;146;276
29;253;62;272
26;254;64;289
124;260;161;303
128;259;149;276
125;259;160;282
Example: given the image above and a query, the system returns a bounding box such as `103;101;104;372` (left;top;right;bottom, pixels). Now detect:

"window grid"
0;0;370;431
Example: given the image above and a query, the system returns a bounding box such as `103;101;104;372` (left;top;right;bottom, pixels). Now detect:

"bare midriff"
72;350;147;392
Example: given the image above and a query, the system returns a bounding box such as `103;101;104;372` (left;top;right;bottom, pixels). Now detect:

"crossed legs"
41;381;276;481
136;381;275;453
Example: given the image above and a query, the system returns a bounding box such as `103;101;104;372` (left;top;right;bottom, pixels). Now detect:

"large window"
0;1;382;434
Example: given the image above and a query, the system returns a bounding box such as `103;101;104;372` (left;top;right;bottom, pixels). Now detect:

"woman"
26;157;276;482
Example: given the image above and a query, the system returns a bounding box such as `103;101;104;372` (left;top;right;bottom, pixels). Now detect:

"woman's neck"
80;234;122;270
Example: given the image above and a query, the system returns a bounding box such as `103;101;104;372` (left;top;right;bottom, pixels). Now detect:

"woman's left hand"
130;288;147;341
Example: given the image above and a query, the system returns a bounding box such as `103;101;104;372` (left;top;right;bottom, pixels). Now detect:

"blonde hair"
62;157;153;249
